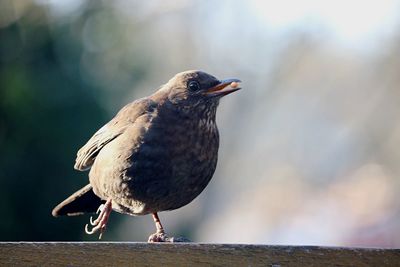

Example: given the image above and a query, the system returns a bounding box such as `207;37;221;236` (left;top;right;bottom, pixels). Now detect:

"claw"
85;223;95;235
89;216;97;226
83;199;112;239
85;222;105;238
96;204;104;214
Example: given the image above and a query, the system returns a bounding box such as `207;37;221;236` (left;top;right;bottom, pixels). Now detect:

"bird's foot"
85;199;112;239
148;231;191;243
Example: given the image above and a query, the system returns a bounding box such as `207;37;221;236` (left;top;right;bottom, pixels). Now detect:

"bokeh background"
1;0;400;247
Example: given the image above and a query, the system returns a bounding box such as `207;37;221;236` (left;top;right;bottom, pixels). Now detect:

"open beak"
204;78;242;97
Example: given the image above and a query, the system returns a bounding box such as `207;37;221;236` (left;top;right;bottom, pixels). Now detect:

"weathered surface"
0;242;399;267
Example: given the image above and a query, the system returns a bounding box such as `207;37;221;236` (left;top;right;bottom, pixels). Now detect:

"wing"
74;98;157;171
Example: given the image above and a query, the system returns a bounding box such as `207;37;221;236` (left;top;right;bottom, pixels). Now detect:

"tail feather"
52;184;104;217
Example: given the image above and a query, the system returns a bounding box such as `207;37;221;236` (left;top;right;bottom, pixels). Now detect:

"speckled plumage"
89;96;219;215
52;70;241;240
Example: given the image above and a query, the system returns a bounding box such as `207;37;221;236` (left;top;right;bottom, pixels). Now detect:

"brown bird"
52;70;241;242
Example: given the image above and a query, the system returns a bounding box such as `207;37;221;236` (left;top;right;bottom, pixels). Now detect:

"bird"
52;70;242;242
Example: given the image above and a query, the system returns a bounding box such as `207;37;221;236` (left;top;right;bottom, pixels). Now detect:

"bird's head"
162;70;241;112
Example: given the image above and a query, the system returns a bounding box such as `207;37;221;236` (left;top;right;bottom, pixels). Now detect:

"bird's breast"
122;109;219;214
92;105;221;215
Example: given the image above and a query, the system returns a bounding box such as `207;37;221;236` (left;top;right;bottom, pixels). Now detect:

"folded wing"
74;98;157;171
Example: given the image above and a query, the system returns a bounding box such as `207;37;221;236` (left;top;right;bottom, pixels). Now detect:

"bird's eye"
188;81;201;91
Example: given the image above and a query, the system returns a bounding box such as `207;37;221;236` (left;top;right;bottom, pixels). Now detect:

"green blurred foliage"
0;2;141;240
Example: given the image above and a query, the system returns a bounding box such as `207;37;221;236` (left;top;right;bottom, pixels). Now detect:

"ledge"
0;242;399;266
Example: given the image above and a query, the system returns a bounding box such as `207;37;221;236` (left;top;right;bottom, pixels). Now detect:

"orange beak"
204;78;242;97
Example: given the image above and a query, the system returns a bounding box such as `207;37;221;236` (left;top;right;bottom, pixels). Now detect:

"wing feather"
74;98;156;171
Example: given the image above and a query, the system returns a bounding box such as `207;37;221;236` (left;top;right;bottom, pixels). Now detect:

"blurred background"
1;0;400;247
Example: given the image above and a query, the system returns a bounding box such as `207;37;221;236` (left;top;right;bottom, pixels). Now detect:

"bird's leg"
85;199;112;239
148;213;169;242
153;212;165;234
147;213;191;243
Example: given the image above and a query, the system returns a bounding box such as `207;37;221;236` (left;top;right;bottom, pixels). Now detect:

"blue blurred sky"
39;0;400;49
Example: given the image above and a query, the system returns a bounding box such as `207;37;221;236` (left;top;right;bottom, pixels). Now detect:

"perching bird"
52;70;241;242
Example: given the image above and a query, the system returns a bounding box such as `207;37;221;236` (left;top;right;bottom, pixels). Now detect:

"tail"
52;184;104;217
